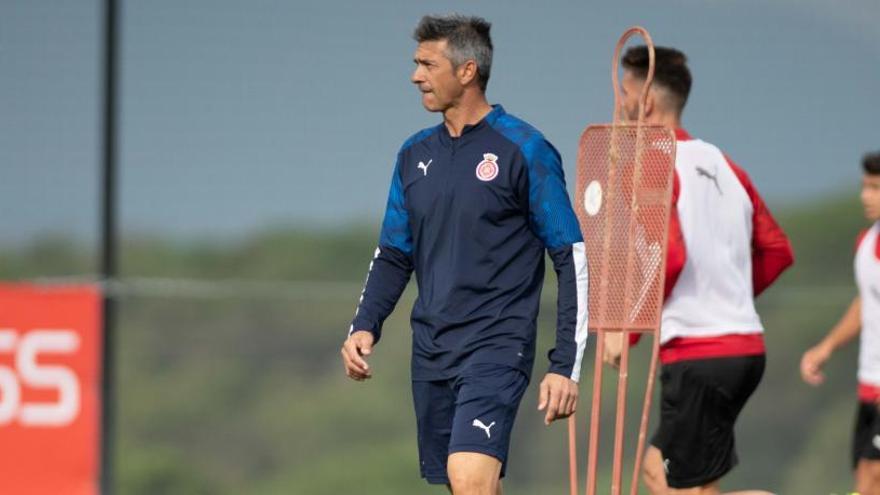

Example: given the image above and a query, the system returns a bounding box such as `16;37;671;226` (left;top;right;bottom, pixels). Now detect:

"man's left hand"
537;373;578;425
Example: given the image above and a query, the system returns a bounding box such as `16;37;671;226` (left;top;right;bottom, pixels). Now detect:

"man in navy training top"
340;14;589;495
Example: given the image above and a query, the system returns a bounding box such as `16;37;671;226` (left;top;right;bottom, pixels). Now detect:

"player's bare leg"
446;482;503;495
720;490;774;494
668;482;721;495
446;480;503;495
856;459;880;495
643;446;669;495
643;446;774;495
448;480;502;495
446;452;502;495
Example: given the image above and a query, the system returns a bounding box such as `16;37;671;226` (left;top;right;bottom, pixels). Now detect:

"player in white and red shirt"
605;46;794;495
801;151;880;495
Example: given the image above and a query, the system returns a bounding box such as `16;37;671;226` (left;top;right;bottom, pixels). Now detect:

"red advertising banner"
0;284;102;495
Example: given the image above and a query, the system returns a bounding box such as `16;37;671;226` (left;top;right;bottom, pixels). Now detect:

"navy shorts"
412;363;530;485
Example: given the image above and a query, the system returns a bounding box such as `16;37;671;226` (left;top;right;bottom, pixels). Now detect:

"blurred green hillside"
0;192;871;494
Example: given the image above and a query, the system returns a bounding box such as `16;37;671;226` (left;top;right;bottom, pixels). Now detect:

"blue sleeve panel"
492;115;588;379
378;153;413;256
491;117;583;249
349;128;436;343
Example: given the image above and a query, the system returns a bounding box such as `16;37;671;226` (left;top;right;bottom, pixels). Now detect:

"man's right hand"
341;330;375;381
800;342;832;386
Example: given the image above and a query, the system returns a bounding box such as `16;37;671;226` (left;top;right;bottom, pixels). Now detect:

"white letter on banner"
17;330;81;427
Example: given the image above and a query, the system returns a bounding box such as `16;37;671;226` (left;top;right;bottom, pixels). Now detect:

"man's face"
620;70;644;122
862;173;880;221
411;40;463;112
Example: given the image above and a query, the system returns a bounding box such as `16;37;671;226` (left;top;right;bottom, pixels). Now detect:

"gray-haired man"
340;14;589;495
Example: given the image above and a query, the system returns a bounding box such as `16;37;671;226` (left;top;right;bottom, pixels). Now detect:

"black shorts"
853;401;880;468
651;355;765;489
411;363;530;485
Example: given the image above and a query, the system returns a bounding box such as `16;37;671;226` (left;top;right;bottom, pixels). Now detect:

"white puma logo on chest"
417;159;432;176
472;419;496;439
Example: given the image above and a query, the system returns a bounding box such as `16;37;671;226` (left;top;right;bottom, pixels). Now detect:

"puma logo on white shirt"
696;165;723;195
472;419;496;439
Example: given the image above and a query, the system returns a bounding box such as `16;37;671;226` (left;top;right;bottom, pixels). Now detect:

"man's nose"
411;67;424;84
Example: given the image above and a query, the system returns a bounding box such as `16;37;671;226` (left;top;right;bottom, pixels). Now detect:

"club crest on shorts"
476;153;500;182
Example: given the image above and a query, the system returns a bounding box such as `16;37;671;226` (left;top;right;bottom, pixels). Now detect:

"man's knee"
447;468;495;495
447;452;500;495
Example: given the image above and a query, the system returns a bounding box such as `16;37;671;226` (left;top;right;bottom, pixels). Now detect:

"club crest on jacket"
476;153;500;182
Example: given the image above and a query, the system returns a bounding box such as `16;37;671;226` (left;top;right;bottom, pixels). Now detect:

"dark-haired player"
801;152;880;495
604;46;793;495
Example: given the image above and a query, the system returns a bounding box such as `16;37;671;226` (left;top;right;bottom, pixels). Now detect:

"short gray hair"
413;14;493;92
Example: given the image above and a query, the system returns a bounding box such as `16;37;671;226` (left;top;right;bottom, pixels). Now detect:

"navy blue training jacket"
350;105;589;381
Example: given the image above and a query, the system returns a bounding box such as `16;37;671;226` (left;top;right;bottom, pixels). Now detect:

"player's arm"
342;156;414;381
523;138;588;424
726;156;794;296
607;173;685;363
800;297;861;386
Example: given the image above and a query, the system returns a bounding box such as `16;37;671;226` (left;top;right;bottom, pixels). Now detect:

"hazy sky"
3;0;879;246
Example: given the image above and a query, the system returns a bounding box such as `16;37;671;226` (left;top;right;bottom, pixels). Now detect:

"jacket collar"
438;104;505;146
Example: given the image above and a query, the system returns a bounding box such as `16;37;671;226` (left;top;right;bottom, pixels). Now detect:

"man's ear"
457;59;479;87
643;89;656;118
